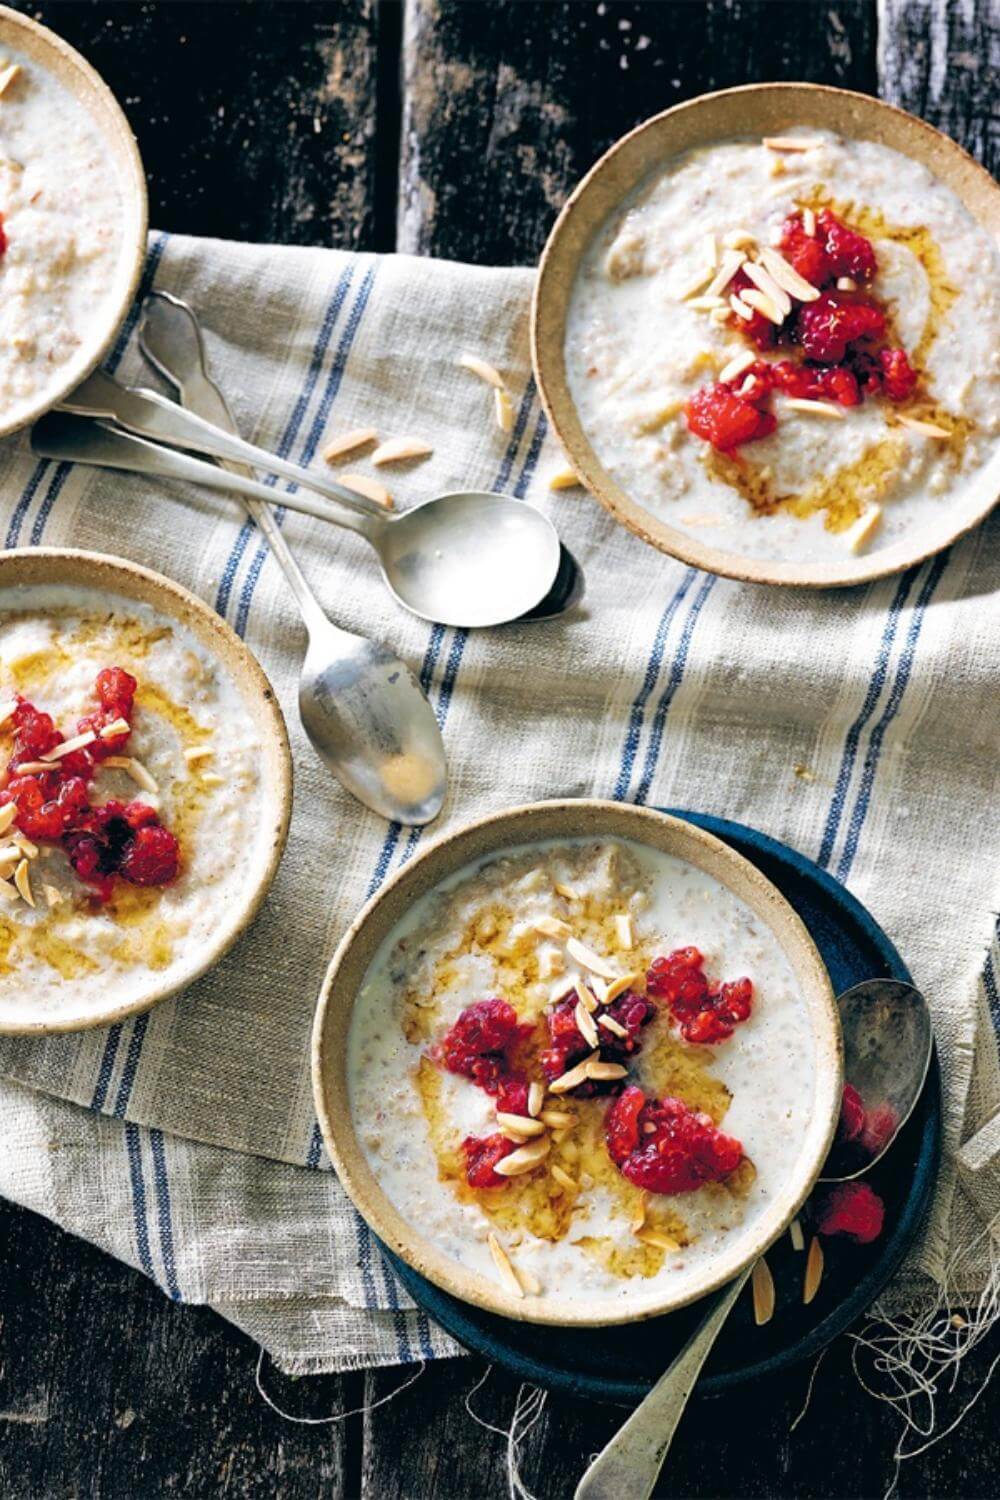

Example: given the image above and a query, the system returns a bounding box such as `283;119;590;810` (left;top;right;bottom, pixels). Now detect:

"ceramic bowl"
532;82;1000;588
0;7;147;439
0;548;292;1034
312;799;842;1328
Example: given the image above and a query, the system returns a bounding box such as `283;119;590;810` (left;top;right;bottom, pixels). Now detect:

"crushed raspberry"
771;359;862;408
495;1073;530;1117
605;1085;743;1195
63;799;180;900
9;699;61;769
778;215;832;287
839;1083;867;1143
684;383;776;452
878;348;918;403
796;293;886;363
119;823;181;885
815;1181;885;1244
461;1132;517;1189
860;1103;898;1157
817;209;877;283
729;269;780;349
0;214;7;260
646;948;753;1044
434;998;533;1094
540;988;655;1096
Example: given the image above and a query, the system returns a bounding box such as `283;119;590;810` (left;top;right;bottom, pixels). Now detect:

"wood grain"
879;0;998;173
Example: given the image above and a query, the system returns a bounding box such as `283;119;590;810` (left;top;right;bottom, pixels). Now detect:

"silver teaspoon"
575;977;932;1500
138;290;447;827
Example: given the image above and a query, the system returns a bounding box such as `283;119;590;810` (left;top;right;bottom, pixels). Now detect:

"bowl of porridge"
313;801;841;1326
0;9;147;437
532;84;1000;587
0;549;291;1033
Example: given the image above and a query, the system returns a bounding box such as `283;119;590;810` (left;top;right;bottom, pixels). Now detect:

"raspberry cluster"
646;947;753;1045
605;1084;744;1195
539;987;655;1096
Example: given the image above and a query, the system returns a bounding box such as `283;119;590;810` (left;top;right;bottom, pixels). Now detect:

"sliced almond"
0;802;17;836
803;1236;824;1304
802;206;817;237
674;262;716;301
539;1108;575;1129
13;761;56;776
762;135;816;152
686;294;726;312
586;1059;628;1082
836;275;858;292
494;387;515;433
604;970;644;1005
742;261;792;317
613;912;634;950
0;699;18;729
700;232;718;270
0;63;22;99
527;1081;545;1119
538;947;565;980
574;999;600;1050
548;1052;598;1095
200;772;225;787
784;397;846;420
515;1266;542;1296
0;875;17;903
589;976;609;1004
751;1256;776;1325
43;883;64;909
496;1111;546;1138
573;978;598;1015
321;427;377;464
554;881;580;901
789;1216;805;1252
729;294;753;321
458;353;505;389
550;980;573;1005
337;472;393;509
487;1233;524;1298
566;937;618;980
42;730;98;763
718;348;757;386
533;914;572;940
371;437;433;466
741;287;785;326
597;1012;629;1040
709;307;730;327
757;245;821;303
630;1192;648;1234
704;249;746;300
723;229;757;251
13;857;33;907
105;756;159;794
896;413;950;439
844;503;883;553
13;832;38;858
493;1136;551;1176
637;1229;680;1253
183;745;214;764
551;1164;579;1194
548;465;582;491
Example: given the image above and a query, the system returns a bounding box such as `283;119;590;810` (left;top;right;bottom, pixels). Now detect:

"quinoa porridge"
0;47;125;425
349;837;820;1311
566;129;1000;563
0;585;267;1027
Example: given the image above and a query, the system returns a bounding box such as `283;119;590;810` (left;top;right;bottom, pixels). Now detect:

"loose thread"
254;1346;425;1425
789;1345;828;1433
464;1364;548;1500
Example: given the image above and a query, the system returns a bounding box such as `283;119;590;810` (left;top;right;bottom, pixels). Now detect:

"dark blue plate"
386;810;941;1403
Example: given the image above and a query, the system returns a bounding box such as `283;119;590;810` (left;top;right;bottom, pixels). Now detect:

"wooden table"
1;3;996;1496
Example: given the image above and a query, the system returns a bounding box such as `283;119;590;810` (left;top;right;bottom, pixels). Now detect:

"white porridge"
349;837;820;1311
0;48;125;424
0;586;267;1026
566;129;1000;562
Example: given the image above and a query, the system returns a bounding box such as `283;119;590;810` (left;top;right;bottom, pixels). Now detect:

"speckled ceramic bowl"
0;548;292;1034
312;799;842;1328
532;82;1000;588
0;7;147;438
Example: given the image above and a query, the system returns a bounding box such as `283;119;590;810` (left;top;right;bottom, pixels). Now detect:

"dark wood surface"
0;3;996;1497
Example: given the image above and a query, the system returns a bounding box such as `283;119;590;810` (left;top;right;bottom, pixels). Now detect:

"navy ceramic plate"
386;809;941;1402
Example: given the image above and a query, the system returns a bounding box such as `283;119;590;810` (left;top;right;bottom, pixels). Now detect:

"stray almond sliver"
548;1052;598;1095
458;353;505;389
751;1256;776;1325
742;260;792;317
539;1109;575;1130
321;427;377;464
13;761;54;776
43;883;63;908
718;349;757;386
496;1111;546;1138
574;978;598;1014
845;503;883;553
802;207;817;237
487;1233;524;1299
527;1081;545;1119
741;287;785;326
14;857;33;907
566;936;618;980
704;249;746;300
42;729;97;762
554;881;580;901
637;1229;680;1253
614;912;634;950
371;437;433;466
494;387;515;433
0;875;17;902
897;414;950;439
493;1137;551;1176
0;802;17;835
184;745;214;764
548;466;582;492
604;970;644;1005
762;135;816;152
338;472;393;509
574;999;600;1050
598;1012;629;1040
0;63;21;99
551;1164;578;1194
98;718;131;740
630;1192;648;1234
789;1216;805;1252
757;245;820;303
784;397;845;420
533;914;571;940
804;1236;824;1304
586;1059;628;1082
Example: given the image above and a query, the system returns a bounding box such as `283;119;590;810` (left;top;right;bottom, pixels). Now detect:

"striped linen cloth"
0;232;996;1374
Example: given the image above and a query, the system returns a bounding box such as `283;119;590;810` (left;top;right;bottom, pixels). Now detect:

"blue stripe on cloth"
232;263;378;640
834;552;950;882
816;567;920;869
124;1122;156;1281
612;570;697;801
91;1023;124;1110
633;572;717;807
215;257;357;619
305;1120;324;1169
149;1128;181;1301
12;232;170;549
984;944;999;1037
113;1013;149;1118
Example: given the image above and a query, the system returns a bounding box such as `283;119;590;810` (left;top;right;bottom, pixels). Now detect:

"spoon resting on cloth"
575;977;933;1500
138;290;447;827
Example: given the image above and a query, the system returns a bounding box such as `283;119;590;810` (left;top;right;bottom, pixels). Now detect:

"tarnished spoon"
575;978;932;1500
138;290;447;827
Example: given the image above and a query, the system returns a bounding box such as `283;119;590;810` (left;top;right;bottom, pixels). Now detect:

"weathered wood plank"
14;0;381;248
398;0;880;264
879;0;998;171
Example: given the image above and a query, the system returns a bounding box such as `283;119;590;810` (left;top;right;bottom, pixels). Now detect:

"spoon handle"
574;1266;751;1500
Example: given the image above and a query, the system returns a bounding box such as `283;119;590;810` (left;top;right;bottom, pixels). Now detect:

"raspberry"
815;1181;885;1244
461;1133;517;1188
728;270;780;349
78;666;137;763
796;294;885;363
770;360;859;406
839;1083;866;1143
879;347;918;403
95;667;137;711
9;699;60;768
540;988;655;1095
495;1074;530;1117
119;824;180;885
605;1086;743;1195
646;949;752;1044
860;1103;897;1157
435;998;532;1094
778;215;832;287
685;384;776;452
817;210;877;283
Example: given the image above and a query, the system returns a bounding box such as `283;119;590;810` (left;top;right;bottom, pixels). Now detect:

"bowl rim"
312;798;843;1328
0;5;148;441
531;80;1000;589
0;546;292;1035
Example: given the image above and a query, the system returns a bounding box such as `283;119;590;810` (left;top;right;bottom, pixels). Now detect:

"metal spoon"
137;290;447;827
575;977;932;1500
51;372;564;633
